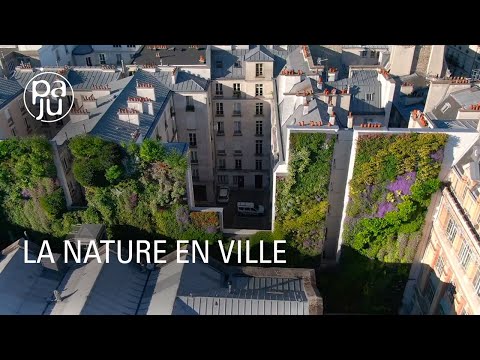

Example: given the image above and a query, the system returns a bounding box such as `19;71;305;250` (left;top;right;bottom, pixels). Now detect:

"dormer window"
366;93;374;101
234;61;241;68
256;63;263;77
441;102;451;113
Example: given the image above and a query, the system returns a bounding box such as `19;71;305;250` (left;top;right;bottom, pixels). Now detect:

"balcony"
232;111;242;117
217;150;226;156
190;159;198;164
214;92;224;98
216;130;225;136
234;150;243;156
215;112;224;117
233;131;242;136
446;186;480;243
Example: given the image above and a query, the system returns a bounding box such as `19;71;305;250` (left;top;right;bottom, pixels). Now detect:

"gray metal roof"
327;70;383;114
152;70;209;92
72;45;94;56
144;253;310;315
244;45;274;62
0;77;23;110
132;45;208;66
74;224;105;240
14;67;122;91
0;239;64;315
90;70;171;144
431;119;479;130
431;86;480;120
46;247;149;315
52;76;131;146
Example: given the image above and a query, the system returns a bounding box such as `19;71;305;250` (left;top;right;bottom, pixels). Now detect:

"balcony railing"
446;186;480;244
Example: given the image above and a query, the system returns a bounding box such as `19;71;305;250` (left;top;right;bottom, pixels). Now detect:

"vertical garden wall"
275;132;335;258
324;132;448;313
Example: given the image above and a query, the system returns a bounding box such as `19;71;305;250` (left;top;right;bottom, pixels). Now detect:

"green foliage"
69;135;123;187
105;165;124;184
139;139;166;163
275;133;335;255
0;138;69;243
190;211;220;231
335;133;447;313
39;188;66;219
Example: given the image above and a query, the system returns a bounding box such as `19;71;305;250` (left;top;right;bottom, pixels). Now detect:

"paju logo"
23;71;74;123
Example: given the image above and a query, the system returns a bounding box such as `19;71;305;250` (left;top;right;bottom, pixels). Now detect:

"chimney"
118;108;140;125
199;55;206;64
329;112;336;125
400;82;414;96
171;67;178;85
328;67;338;81
317;77;323;90
303;103;309;115
347;112;354;129
136;81;156;100
327;102;334;115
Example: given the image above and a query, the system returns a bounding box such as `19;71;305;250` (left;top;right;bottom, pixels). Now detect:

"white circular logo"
23;71;75;123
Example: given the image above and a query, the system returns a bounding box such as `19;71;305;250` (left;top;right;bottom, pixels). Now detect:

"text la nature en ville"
24;239;287;265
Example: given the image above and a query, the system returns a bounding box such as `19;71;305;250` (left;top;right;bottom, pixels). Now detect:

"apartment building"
402;141;480;315
388;45;447;78
445;45;480;77
211;45;281;191
0;77;39;139
39;45;141;67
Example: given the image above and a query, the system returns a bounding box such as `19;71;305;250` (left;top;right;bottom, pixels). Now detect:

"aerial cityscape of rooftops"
1;44;480;315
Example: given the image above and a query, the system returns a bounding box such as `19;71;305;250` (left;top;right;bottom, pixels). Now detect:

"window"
98;53;106;65
234;121;241;135
218;158;226;170
192;168;199;181
256;159;262;170
370;50;377;58
234;61;241;68
435;256;445;278
233;176;240;185
256;103;263;115
233;102;241;116
255;140;263;155
216;102;224;116
441;102;451;113
186;96;194;112
233;83;241;94
190;151;198;164
424;276;436;305
189;133;197;147
218;175;228;184
462;185;468;200
473;268;480;297
256;120;263;136
86;57;92;66
255;84;263;97
216;60;223;69
446;218;457;243
360;50;368;57
215;83;223;96
116;54;122;66
366;93;374;101
217;121;224;135
256;63;263;77
113;45;122;48
458;240;472;270
10;127;16;137
235;159;242;170
127;45;135;48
